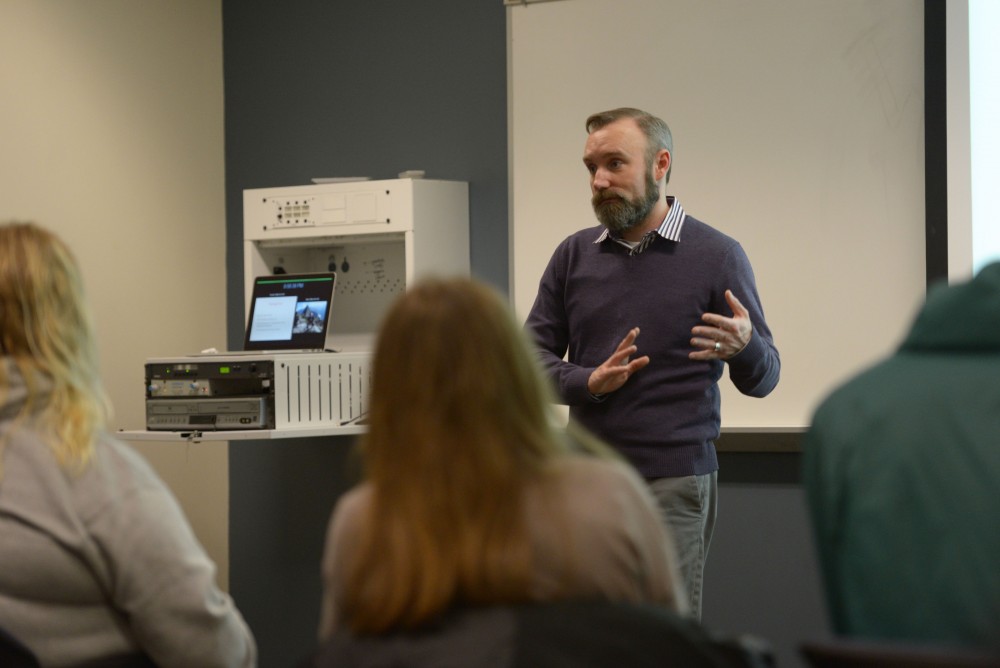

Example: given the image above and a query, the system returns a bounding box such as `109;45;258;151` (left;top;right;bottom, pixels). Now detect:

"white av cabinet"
123;179;469;442
243;178;470;352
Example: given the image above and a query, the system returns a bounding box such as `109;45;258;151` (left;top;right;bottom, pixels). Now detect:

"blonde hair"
343;277;607;633
0;221;110;471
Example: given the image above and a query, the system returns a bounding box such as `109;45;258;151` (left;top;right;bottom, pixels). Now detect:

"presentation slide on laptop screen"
244;273;336;351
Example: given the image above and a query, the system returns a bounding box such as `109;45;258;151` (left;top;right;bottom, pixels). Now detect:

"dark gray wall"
707;454;829;668
222;1;507;664
222;0;509;320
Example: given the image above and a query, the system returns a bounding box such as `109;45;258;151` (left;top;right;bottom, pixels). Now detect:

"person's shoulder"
816;356;898;411
339;483;372;507
331;483;373;524
553;455;645;492
80;433;187;516
679;214;739;247
323;484;373;556
553;225;605;249
807;355;902;445
543;457;660;528
91;432;163;484
571;224;605;239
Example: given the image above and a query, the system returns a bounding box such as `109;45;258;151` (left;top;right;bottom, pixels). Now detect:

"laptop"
240;272;338;353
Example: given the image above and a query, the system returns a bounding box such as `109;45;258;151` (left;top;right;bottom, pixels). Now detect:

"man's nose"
591;168;611;190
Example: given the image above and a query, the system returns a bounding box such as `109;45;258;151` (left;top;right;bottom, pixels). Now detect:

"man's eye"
609;160;623;169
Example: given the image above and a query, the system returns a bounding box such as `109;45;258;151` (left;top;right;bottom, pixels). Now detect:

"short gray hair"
585;107;673;183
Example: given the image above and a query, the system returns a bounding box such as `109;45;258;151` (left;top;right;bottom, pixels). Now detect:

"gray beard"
592;174;661;235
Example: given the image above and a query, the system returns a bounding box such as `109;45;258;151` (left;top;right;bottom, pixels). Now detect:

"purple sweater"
526;216;780;478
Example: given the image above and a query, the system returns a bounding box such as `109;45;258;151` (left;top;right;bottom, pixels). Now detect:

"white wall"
0;1;230;586
508;0;926;428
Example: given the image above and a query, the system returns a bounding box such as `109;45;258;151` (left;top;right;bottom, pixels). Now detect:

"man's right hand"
587;327;650;396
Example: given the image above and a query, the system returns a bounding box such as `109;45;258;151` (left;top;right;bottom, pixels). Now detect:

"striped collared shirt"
594;196;686;256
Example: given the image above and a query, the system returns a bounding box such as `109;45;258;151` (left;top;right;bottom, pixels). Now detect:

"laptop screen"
243;272;337;351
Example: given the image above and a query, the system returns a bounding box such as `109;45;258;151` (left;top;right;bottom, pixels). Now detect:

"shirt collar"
593;196;686;245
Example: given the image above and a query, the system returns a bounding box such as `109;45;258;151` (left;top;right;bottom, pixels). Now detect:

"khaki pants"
647;471;718;619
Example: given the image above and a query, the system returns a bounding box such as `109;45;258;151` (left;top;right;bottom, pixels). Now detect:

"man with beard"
525;107;780;619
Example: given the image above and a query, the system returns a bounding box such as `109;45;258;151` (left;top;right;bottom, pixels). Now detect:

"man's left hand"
689;289;752;361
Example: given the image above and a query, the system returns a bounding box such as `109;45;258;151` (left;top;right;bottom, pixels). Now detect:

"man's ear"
654;149;671;181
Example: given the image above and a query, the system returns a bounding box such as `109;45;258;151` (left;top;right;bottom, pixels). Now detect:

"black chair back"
801;638;1000;668
0;626;40;668
301;600;774;668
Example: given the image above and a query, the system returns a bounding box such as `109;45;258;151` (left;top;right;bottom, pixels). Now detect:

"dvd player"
144;352;370;431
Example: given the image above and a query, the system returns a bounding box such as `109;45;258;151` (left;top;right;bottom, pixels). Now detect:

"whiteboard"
508;0;925;428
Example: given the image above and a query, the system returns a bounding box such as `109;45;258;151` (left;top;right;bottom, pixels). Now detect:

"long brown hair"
342;276;595;633
0;221;110;471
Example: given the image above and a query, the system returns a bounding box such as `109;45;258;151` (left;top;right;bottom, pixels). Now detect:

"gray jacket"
0;360;256;667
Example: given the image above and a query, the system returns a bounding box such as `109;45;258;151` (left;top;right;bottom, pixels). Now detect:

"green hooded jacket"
803;262;1000;648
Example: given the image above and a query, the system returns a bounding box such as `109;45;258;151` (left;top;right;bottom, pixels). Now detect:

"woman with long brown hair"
317;276;685;640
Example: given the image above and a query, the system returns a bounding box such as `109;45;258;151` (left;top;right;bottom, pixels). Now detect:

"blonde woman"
0;222;256;667
317;277;686;642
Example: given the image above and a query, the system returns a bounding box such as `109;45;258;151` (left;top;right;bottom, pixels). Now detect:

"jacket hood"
1;358;32;420
0;358;59;424
901;261;1000;353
